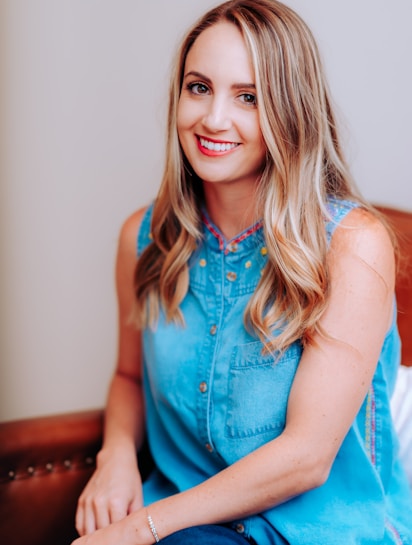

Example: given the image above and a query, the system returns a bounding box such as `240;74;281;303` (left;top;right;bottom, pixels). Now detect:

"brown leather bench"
0;205;411;545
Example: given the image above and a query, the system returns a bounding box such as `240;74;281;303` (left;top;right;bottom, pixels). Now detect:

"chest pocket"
225;341;302;439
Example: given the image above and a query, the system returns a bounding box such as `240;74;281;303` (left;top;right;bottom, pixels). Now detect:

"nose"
202;96;232;132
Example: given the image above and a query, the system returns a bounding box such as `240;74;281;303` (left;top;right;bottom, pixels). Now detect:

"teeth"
199;137;238;152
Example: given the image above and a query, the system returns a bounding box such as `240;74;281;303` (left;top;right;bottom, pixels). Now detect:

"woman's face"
177;22;266;189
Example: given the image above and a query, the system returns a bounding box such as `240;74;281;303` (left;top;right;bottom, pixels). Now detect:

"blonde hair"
135;0;367;352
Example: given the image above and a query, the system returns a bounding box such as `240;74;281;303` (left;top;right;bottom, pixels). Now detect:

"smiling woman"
1;0;411;544
177;22;266;217
1;0;411;429
69;1;412;545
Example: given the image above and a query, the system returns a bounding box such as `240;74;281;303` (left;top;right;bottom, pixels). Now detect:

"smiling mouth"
198;136;239;152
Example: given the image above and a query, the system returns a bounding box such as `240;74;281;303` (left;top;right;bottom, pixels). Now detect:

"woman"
73;1;412;543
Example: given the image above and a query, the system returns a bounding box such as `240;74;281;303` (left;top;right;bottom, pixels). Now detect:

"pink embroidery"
202;214;225;250
365;385;376;465
385;519;403;544
202;213;263;253
226;222;263;254
370;387;376;466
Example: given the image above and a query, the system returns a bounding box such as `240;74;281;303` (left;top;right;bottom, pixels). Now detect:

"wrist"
141;498;184;543
146;510;160;543
96;440;137;467
127;508;159;545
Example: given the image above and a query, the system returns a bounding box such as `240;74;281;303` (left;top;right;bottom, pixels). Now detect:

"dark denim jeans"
159;525;254;544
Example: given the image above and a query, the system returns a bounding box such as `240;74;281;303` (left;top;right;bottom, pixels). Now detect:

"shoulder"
118;206;150;257
329;207;395;291
115;206;149;305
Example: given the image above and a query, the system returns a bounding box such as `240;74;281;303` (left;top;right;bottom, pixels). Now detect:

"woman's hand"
72;519;129;545
75;446;143;536
75;208;149;537
72;508;153;545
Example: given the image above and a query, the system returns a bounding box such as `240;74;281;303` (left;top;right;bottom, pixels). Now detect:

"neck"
202;181;260;240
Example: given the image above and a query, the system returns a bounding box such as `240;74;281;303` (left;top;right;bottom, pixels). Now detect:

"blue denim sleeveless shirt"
139;198;412;544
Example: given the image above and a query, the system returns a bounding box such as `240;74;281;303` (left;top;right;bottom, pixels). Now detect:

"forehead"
184;21;255;83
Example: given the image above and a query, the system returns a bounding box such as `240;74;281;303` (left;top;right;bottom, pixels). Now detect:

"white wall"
287;0;412;206
1;0;411;421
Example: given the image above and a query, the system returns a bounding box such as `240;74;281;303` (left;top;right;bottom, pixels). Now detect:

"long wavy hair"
134;0;368;352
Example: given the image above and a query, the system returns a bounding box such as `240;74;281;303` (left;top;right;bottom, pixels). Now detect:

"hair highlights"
134;0;367;352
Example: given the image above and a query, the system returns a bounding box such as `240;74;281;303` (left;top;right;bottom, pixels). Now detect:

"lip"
196;135;240;157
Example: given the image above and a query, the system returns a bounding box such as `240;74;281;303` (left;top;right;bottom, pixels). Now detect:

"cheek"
253;118;267;157
248;122;266;155
177;97;196;134
257;133;267;155
176;100;185;136
176;106;187;152
252;134;267;172
238;112;264;146
176;103;193;159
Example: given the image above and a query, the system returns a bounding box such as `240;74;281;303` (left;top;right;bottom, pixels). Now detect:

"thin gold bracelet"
147;511;160;543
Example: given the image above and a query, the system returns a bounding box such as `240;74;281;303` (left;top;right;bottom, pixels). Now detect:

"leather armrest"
376;206;412;366
0;409;104;545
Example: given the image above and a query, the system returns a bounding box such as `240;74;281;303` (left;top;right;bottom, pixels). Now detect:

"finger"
109;497;129;524
93;498;111;530
83;499;97;535
75;502;85;537
75;494;95;537
128;493;143;514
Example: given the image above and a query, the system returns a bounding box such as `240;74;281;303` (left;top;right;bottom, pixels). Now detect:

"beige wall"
1;0;411;421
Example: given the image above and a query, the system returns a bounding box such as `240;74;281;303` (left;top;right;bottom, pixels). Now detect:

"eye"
239;93;257;106
187;82;210;95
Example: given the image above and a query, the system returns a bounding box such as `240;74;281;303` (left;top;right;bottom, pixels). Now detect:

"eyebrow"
183;70;256;90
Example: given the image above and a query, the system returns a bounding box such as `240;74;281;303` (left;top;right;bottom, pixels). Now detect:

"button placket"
195;250;225;456
199;381;208;393
196;233;266;457
226;271;237;282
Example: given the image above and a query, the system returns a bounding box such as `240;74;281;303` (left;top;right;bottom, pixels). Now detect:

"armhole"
325;197;361;245
327;199;397;335
137;203;154;258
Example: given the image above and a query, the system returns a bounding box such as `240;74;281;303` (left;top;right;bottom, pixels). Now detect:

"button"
260;246;268;256
235;523;245;534
229;243;238;253
205;443;213;452
245;260;252;269
199;381;207;393
210;325;217;335
199;258;207;267
226;272;237;282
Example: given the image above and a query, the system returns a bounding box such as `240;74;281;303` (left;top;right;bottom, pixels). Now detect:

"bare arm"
143;209;396;537
73;208;396;544
75;207;147;535
101;207;147;460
